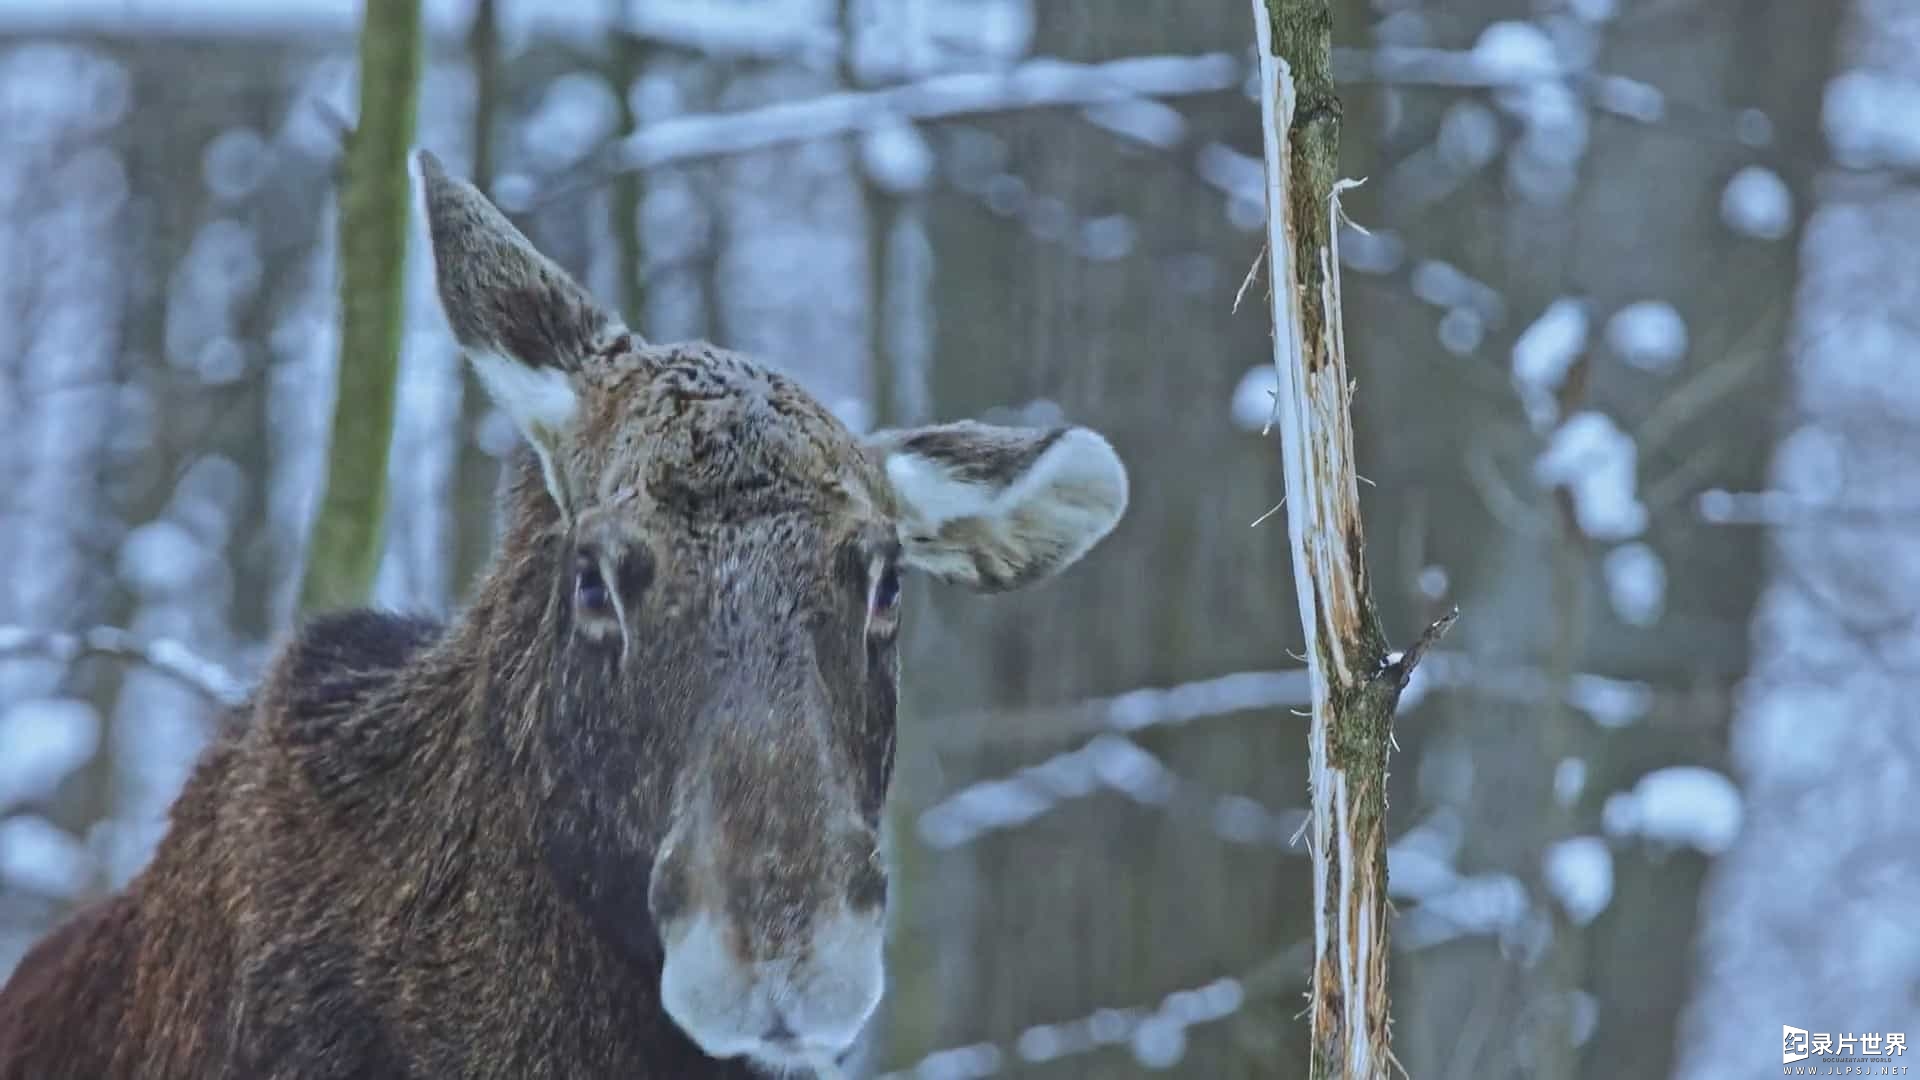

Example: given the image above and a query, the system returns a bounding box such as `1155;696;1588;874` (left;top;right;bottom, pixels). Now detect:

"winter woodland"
0;0;1913;1077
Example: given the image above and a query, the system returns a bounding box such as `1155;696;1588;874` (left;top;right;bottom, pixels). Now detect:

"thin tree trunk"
468;0;497;200
1249;1;1452;1075
450;0;502;598
300;0;424;613
609;0;649;327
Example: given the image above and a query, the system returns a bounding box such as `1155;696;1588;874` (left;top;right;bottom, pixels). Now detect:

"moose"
0;151;1128;1078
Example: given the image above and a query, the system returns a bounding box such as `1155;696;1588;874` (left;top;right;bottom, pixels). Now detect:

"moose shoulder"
0;151;1129;1079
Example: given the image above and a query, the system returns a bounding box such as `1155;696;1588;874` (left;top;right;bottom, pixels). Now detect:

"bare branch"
1632;306;1778;457
1634;350;1767;459
1235;243;1267;314
1377;607;1459;692
1464;438;1552;539
1642;442;1726;516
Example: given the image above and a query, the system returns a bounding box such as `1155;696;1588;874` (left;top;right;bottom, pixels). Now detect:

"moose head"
415;151;1129;1072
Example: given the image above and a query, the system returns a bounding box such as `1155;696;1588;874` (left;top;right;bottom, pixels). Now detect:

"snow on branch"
1696;487;1920;527
1401;649;1659;728
535;52;1240;204
917;732;1305;852
929;667;1311;752
0;626;250;707
875;942;1308;1078
1332;40;1765;140
900;647;1655;868
924;649;1658;760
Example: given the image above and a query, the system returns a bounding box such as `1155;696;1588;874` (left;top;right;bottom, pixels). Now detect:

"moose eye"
869;564;901;622
575;552;612;615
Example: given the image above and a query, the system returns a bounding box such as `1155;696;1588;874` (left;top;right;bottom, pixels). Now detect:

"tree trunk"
449;0;502;599
1250;2;1450;1076
300;0;424;613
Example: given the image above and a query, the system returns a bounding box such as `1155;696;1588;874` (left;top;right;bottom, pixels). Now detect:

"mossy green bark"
300;0;424;614
1258;1;1415;1076
1264;0;1342;377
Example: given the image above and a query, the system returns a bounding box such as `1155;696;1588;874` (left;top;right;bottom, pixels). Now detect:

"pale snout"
657;904;887;1070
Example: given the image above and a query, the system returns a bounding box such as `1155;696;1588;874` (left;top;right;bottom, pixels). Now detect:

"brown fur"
0;439;866;1078
0;152;1129;1079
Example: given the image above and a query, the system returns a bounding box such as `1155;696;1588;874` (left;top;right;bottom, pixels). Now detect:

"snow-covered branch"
906;652;1658;859
1696;488;1920;527
875;943;1308;1079
1338;39;1747;135
917;732;1306;851
925;650;1661;758
929;667;1311;752
1399;650;1657;729
535;51;1239;204
0;626;249;707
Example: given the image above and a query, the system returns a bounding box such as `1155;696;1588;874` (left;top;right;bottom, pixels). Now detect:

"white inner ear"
471;350;580;436
992;428;1127;526
471;350;581;519
886;428;1126;532
883;453;998;529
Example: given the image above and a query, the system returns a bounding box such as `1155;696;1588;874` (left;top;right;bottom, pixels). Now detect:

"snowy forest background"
0;0;1914;1077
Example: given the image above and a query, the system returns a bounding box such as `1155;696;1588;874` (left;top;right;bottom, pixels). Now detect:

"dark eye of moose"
574;552;612;616
869;564;901;624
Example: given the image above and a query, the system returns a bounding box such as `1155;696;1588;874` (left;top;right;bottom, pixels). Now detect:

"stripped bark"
1249;1;1454;1076
299;0;424;612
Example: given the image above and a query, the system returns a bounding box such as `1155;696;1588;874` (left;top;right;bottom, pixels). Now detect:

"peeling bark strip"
1249;1;1455;1076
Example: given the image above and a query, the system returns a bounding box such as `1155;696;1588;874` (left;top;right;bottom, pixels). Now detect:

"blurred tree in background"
299;0;422;613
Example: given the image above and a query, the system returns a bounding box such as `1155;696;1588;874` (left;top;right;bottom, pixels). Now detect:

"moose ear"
866;421;1129;592
415;149;623;520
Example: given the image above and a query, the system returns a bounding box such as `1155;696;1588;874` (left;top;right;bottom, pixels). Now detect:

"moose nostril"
648;862;690;926
848;855;888;912
762;1013;797;1044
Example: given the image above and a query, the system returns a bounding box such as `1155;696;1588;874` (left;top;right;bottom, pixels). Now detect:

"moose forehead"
566;341;892;529
420;147;1128;607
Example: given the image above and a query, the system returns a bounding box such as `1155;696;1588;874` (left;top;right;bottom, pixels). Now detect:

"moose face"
416;151;1128;1072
